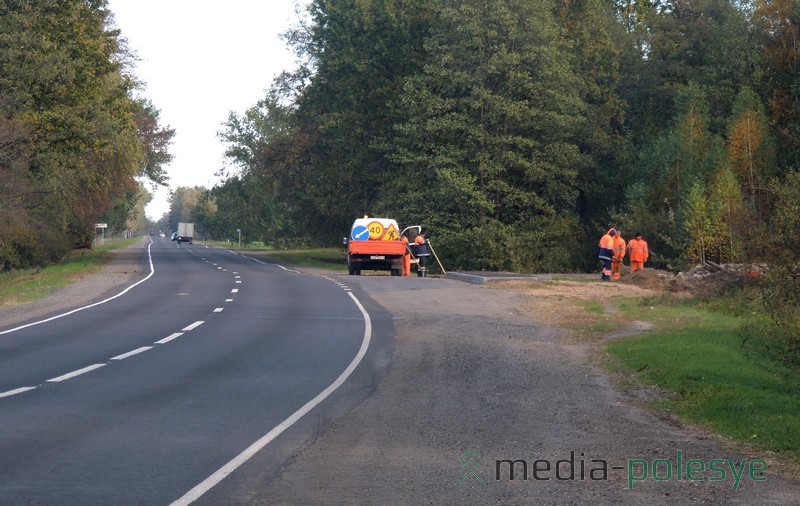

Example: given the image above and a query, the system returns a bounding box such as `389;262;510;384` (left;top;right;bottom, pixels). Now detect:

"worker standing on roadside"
611;229;626;281
598;228;616;281
401;235;412;276
628;232;649;272
415;229;429;277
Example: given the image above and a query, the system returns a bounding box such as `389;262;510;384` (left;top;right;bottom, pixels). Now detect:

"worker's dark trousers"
601;258;612;281
417;257;427;277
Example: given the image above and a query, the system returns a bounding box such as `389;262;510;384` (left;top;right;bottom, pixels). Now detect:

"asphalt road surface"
3;239;799;505
0;238;392;504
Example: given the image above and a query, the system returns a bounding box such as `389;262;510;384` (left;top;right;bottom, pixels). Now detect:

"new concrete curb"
444;271;554;285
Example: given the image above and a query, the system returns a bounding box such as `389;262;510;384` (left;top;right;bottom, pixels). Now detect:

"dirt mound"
621;263;765;297
622;268;680;291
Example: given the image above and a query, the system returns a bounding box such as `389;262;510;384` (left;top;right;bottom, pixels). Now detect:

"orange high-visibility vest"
613;235;626;260
599;230;615;250
628;238;649;262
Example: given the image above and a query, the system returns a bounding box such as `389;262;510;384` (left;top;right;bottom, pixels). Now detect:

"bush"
0;221;70;272
755;263;800;366
433;215;583;273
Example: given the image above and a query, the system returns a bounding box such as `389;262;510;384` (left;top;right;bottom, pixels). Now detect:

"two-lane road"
0;238;392;504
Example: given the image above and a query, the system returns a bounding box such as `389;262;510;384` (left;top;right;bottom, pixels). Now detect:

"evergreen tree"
387;0;587;270
726;87;774;212
708;164;745;262
753;0;800;168
554;0;629;228
684;181;716;264
289;0;432;235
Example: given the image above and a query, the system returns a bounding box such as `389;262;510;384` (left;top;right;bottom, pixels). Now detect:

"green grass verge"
205;240;273;251
605;298;800;461
205;241;347;270
576;299;606;314
0;237;142;308
551;275;604;283
253;247;347;271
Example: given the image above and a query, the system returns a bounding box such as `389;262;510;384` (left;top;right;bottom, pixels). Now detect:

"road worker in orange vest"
611;229;626;281
627;232;649;272
401;235;412;276
598;228;616;281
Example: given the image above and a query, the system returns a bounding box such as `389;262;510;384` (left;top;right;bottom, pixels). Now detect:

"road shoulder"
0;238;148;328
246;275;800;504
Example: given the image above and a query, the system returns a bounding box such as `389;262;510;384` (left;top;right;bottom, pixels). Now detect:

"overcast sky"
106;1;306;220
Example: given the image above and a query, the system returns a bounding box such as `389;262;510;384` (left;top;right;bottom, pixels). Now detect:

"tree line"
190;0;799;278
0;0;172;271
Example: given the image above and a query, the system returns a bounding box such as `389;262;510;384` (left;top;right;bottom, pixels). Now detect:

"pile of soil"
620;267;681;292
621;263;765;297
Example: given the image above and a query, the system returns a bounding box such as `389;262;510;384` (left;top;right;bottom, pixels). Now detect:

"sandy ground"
3;245;798;504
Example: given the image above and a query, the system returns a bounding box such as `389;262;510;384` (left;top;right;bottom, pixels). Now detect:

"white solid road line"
47;364;106;383
110;347;153;361
0;387;37;399
182;321;205;332
240;254;301;274
0;238;156;336
155;332;184;345
170;291;373;506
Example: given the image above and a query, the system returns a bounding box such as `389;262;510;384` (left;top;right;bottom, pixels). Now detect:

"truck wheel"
391;268;400;276
348;266;356;275
355;269;361;275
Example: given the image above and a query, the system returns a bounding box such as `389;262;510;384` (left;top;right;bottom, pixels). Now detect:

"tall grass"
266;248;347;270
606;297;800;461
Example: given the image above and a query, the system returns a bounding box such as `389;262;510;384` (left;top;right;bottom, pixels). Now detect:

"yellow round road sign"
367;221;385;240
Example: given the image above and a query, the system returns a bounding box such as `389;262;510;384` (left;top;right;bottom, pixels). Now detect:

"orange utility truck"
347;218;418;276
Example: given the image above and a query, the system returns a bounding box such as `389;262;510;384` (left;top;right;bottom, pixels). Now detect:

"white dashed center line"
0;387;37;398
155;332;184;345
110;347;153;361
182;321;205;332
0;246;246;401
47;364;106;383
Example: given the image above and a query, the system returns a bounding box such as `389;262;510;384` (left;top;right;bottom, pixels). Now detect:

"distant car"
149;230;155;235
171;232;178;241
